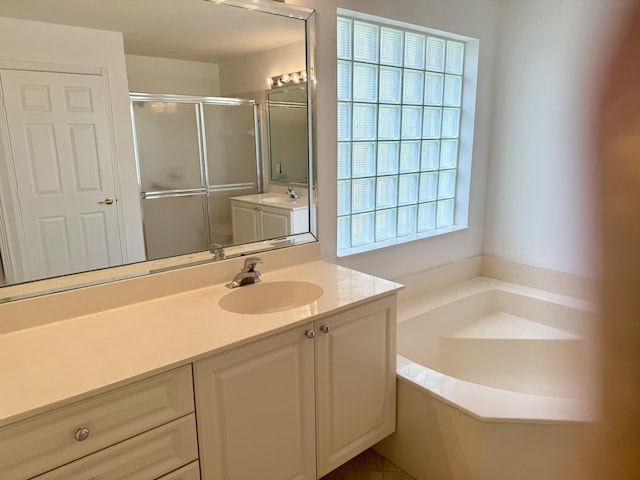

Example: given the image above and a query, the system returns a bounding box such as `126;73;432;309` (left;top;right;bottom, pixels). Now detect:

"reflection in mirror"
268;85;309;186
0;0;316;300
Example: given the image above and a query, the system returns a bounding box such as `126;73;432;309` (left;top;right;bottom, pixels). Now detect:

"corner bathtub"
375;277;600;480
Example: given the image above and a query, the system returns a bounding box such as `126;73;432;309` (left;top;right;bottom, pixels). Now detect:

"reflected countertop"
0;259;402;427
230;192;309;210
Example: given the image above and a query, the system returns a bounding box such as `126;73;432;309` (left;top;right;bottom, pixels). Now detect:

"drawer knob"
74;427;90;441
304;329;315;339
320;325;331;334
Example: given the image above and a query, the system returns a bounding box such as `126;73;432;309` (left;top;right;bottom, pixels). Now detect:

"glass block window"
337;15;466;253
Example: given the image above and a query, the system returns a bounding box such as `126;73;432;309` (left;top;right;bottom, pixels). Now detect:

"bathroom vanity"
230;193;310;244
0;251;400;480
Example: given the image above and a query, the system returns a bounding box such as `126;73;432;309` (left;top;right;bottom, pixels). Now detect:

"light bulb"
281;74;291;84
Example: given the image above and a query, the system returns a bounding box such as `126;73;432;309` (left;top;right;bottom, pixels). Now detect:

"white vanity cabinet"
230;195;309;244
194;294;397;480
0;366;198;480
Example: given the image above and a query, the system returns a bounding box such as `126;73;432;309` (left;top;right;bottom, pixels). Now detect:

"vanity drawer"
158;461;201;480
34;414;198;480
0;365;194;480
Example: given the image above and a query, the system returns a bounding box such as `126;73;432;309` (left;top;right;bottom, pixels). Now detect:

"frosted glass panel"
398;205;417;236
352;178;375;213
403;70;424;105
418;202;436;231
378;105;401;140
133;101;202;192
337;17;353;60
338;102;351;141
438;169;457;199
376;176;398;209
337;60;352;101
398;174;419;205
337;142;351;179
377;142;399;175
421;140;440;170
423;107;442;139
404;32;426;69
142;195;207;260
424;73;444;106
352;142;376;177
444;75;462;107
440;139;458;168
379;67;402;104
353;63;378;102
437;199;455;227
353;21;379;63
351;212;375;246
380;27;403;66
204;103;257;186
352;104;377;140
446;41;465;75
419;172;438;202
442;108;460;138
337;180;351;216
426;37;446;72
400;141;420;173
376;208;397;241
401;106;422;139
337;216;351;249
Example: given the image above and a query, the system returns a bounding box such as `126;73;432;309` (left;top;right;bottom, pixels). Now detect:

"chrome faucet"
287;186;299;199
226;257;263;289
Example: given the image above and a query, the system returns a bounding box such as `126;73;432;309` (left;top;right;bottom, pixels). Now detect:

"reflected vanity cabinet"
0;295;396;480
194;294;397;479
230;198;309;244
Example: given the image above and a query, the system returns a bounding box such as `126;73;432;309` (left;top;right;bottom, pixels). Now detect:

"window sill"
336;224;468;258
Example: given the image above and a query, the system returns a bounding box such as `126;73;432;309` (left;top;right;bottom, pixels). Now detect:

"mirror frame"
0;0;317;303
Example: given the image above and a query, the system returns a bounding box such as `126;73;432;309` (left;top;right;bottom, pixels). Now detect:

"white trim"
0;60;101;76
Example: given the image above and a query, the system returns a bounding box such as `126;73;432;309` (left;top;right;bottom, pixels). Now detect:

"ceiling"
0;0;306;63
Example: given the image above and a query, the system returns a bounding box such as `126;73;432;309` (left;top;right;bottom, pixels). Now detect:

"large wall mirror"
0;0;316;302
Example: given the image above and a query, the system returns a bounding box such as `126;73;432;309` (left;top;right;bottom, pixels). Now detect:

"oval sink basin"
261;196;297;205
219;281;323;314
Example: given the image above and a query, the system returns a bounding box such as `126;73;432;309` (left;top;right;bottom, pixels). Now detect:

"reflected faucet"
287;186;299;199
210;243;226;260
226;257;263;289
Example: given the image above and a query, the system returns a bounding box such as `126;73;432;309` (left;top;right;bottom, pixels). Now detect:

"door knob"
98;197;114;205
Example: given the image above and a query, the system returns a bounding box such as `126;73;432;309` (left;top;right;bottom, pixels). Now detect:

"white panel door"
0;69;123;281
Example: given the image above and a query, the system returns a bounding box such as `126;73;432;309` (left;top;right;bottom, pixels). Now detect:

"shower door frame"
130;93;261;258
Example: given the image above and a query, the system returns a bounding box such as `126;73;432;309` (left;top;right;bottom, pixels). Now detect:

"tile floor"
319;448;416;480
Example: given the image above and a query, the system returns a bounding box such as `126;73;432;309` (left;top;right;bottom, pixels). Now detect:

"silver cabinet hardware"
305;329;315;339
74;427;90;441
320;325;330;334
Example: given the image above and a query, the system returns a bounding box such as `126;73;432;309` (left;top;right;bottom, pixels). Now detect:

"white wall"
289;0;500;280
483;0;634;276
125;55;220;96
0;16;145;264
218;41;306;96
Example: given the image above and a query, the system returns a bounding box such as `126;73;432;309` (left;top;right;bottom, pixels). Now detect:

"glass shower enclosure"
131;94;260;260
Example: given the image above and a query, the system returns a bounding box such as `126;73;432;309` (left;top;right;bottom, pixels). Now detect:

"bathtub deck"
446;312;580;339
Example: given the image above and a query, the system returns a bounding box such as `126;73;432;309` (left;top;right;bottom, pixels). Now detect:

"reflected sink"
261;196;300;206
219;281;323;314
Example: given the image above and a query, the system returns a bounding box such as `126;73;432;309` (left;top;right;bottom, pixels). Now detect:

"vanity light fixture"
268;70;308;88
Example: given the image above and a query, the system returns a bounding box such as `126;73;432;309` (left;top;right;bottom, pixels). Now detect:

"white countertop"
230;193;309;210
0;260;402;427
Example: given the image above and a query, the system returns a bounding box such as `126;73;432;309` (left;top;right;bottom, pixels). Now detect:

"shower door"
131;94;260;260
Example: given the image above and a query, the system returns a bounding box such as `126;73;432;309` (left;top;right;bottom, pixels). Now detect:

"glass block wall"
337;16;465;251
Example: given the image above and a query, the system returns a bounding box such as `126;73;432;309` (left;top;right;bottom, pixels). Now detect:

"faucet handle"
242;256;263;272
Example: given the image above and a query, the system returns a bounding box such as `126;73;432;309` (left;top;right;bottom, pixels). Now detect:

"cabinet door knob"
74;427;90;441
320;325;331;334
304;329;315;339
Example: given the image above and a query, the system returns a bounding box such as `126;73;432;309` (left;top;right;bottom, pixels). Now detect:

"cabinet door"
231;201;259;243
260;205;291;239
194;325;316;480
315;296;397;477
